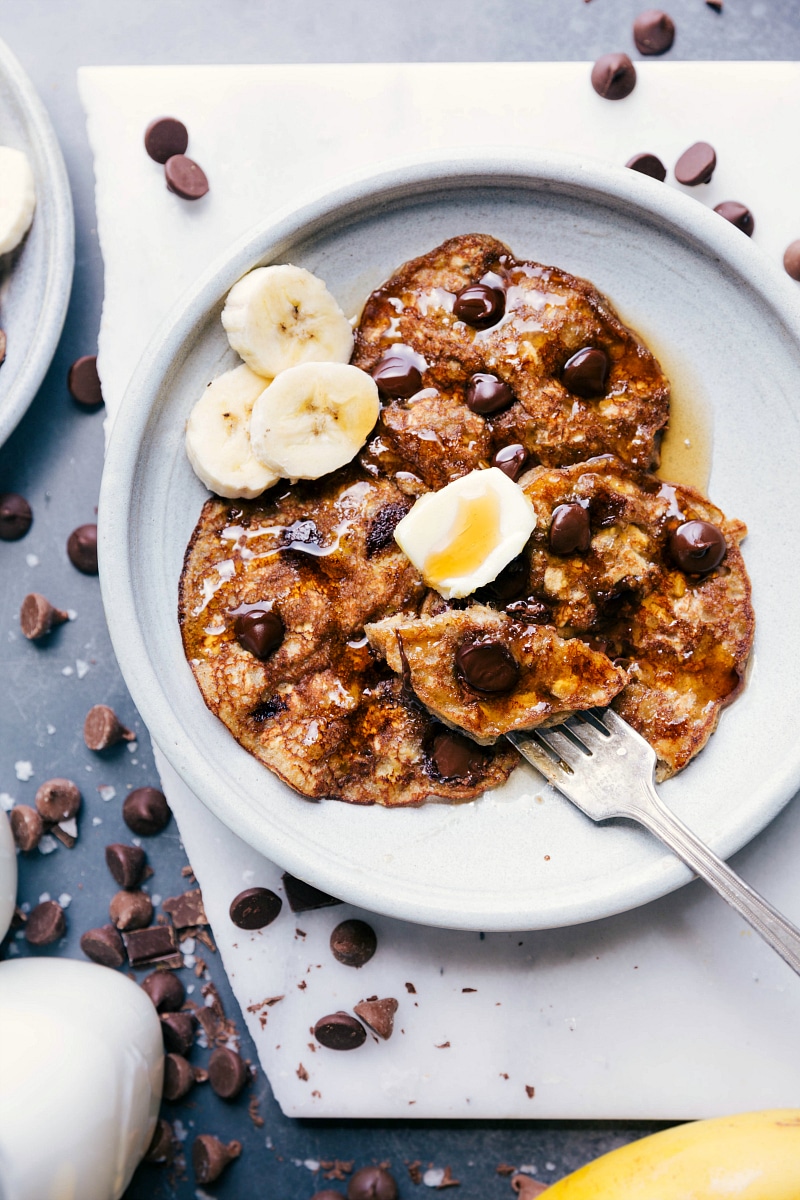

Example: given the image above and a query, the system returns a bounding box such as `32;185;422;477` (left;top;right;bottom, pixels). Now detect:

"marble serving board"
80;61;800;1118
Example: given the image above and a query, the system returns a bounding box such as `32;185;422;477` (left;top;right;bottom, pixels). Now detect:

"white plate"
100;152;800;932
0;37;73;447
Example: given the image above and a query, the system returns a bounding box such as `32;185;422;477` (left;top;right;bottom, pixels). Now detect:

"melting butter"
424;490;502;587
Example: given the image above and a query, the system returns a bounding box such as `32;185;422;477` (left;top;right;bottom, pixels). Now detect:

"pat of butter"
394;467;536;598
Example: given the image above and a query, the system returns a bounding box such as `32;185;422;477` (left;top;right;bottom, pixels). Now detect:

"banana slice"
185;364;280;499
221;264;353;378
0;147;36;256
249;362;379;481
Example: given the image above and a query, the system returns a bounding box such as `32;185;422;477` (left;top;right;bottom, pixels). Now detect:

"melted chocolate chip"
549;503;592;555
714;201;755;236
366;500;411;556
229;886;282;929
0;493;32;540
250;696;287;723
633;10;676;54
67;524;98;574
669;520;727;574
314;1011;367;1051
453;283;505;329
145;117;189;164
591;53;637;100
370;349;423;398
456;639;520;693
165;154;209;199
562;348;609;398
234;609;284;659
465;373;514;414
675;142;716;186
67;355;104;409
428;727;488;781
477;555;528;605
504;598;552;624
330;919;377;967
492;443;529;481
626;152;667;182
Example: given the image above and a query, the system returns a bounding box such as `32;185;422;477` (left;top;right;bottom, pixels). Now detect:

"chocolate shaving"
438;1166;460;1189
162;889;207;928
525;1084;535;1098
296;1063;309;1081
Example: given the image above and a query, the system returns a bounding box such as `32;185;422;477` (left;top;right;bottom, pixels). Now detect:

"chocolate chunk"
9;805;43;852
428;728;487;781
123;923;178;966
163;1052;196;1102
67;355;104;409
626;152;667;182
0;493;32;541
479;555;528;604
144;117;189;164
208;1046;249;1100
142;969;185;1012
192;1135;241;1184
110;889;153;931
669;520;726;574
714;201;754;236
464;373;514;416
144;1119;176;1165
165;154;209;200
453;283;505;330
66;524;98;574
353;997;398;1040
370;349;423;398
163;889;207;928
549;503;592;555
314;1011;367;1051
674;142;716;186
633;9;675;54
105;842;146;889
347;1166;399;1200
562;347;608;398
330;919;377;968
84;704;134;751
281;872;342;913
80;924;126;967
456;639;520;693
234;609;284;659
591;53;637;100
161;1011;195;1056
20;593;69;640
123;786;171;835
25;900;66;946
35;777;81;822
784;240;800;281
504;597;552;624
366;501;412;557
229;886;282;930
492;443;528;481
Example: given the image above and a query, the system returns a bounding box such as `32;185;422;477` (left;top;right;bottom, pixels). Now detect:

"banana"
249;361;379;481
221;264;353;377
185;363;280;499
539;1109;800;1199
0;146;35;256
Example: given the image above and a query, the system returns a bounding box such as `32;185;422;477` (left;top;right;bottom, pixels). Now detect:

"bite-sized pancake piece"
356;233;669;488
366;605;628;744
179;468;517;805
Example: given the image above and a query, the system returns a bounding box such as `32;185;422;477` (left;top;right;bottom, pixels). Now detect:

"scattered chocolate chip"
83;704;134;751
353;997;398;1040
633;9;675;54
370;349;423;398
123;786;171;835
591;53;636;100
314;1011;367;1051
0;329;5;365
456;639;520;693
165;154;209;200
123;923;178;967
511;1174;548;1198
347;1166;399;1200
428;727;487;781
330;919;377;968
25;900;66;946
713;201;754;236
492;443;528;481
784;240;800;281
562;347;608;398
145;1119;176;1166
80;924;126;967
669;520;726;574
66;523;98;574
453;283;505;330
0;493;32;541
109;889;153;931
19;593;69;640
105;842;146;889
67;355;104;409
208;1046;249;1100
674;141;716;186
163;1052;196;1102
626;152;667;182
142;969;185;1012
193;1135;241;1185
281;872;342;913
465;373;514;415
145;116;189;164
35;778;81;822
229;886;282;930
9;806;43;852
163;889;207;928
549;503;592;555
705;0;722;9
161;1011;195;1056
234;609;284;659
313;1193;347;1200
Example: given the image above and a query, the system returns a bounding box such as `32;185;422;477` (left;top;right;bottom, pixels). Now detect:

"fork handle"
634;782;800;976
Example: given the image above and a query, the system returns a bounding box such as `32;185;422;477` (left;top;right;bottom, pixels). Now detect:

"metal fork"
509;709;800;976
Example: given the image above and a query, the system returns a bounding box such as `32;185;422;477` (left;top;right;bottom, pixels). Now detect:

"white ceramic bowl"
100;151;800;931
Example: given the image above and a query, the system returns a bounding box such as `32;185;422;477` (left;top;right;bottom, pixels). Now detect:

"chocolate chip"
669;520;726;574
25;900;66;946
0;493;32;541
633;9;675;54
465;373;514;415
67;355;104;409
313;1193;347;1200
84;704;135;751
591;53;637;100
109;889;153;931
105;842;146;889
161;1011;195;1056
456;639;520;693
453;283;505;329
428;727;487;781
674;142;716;186
144;117;189;164
19;593;69;640
142;969;185;1012
370;349;423;398
784;240;800;281
9;805;43;852
192;1135;241;1184
353;997;398;1040
123;923;178;967
208;1046;249;1100
123;786;171;835
144;1120;176;1165
562;347;608;399
80;924;126;967
366;500;412;557
492;444;528;481
504;598;552;624
234;609;284;659
705;0;723;9
330;919;377;967
165;154;209;200
314;1011;367;1051
347;1166;399;1200
67;523;98;574
479;555;528;605
35;778;81;822
714;201;754;236
626;152;667;182
163;1052;196;1102
229;886;282;930
549;503;592;555
0;329;5;365
281;872;342;913
163;889;207;928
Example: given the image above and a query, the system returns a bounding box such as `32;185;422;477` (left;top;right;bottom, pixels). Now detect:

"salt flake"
14;762;33;782
97;785;116;802
76;659;90;679
0;793;14;812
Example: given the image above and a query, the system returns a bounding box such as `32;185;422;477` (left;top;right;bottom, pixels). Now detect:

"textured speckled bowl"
0;37;74;447
100;151;800;931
